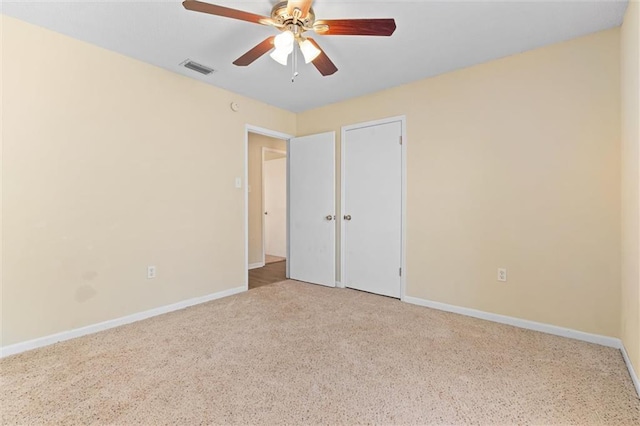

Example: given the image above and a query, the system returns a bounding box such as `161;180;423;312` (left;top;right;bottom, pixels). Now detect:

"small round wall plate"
230;102;240;112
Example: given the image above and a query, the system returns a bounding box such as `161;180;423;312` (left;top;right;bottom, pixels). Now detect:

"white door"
342;121;402;298
264;156;287;258
289;132;336;287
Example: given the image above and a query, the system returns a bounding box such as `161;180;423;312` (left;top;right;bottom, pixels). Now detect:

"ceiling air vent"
181;60;215;75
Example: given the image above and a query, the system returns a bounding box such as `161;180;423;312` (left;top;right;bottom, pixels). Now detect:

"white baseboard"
0;285;246;358
248;262;265;270
621;343;640;398
403;296;621;348
336;281;345;288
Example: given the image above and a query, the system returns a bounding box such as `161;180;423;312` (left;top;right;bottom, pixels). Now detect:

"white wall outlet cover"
235;177;242;188
147;266;156;279
498;268;507;282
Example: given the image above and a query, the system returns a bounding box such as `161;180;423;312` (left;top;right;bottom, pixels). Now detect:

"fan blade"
233;36;275;66
183;0;271;25
314;18;396;36
306;38;337;76
287;0;313;19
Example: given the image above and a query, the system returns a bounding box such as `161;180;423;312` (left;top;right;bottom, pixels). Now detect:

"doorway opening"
246;128;290;290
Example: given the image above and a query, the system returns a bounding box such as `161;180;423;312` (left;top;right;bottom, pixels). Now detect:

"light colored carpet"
1;280;638;425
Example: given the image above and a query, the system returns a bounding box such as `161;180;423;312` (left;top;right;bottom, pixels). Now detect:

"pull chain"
291;46;299;82
291;23;299;83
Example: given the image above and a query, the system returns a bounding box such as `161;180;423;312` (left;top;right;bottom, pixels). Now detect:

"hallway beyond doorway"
249;261;286;289
265;255;285;264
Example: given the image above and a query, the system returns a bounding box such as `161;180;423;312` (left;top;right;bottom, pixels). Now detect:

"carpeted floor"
1;280;639;425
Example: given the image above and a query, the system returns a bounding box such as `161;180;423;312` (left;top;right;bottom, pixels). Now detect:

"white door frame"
244;125;293;291
340;116;407;300
261;147;287;265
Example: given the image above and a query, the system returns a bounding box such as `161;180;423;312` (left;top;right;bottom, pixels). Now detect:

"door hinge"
399;267;402;276
399;136;403;145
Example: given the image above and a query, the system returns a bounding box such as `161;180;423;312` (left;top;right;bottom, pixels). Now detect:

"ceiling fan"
182;0;396;77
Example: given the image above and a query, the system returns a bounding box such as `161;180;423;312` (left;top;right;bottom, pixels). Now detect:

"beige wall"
247;133;287;265
298;29;622;337
621;0;640;376
0;16;296;346
1;14;628;348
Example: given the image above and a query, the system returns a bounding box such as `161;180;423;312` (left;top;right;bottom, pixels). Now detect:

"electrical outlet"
497;268;507;282
147;266;156;279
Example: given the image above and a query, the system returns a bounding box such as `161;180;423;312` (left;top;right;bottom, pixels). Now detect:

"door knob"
325;215;333;221
344;215;352;220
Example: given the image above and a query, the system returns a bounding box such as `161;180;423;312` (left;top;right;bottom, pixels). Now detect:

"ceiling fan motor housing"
271;1;315;31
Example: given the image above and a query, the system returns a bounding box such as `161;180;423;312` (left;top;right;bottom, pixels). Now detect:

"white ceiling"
2;0;629;112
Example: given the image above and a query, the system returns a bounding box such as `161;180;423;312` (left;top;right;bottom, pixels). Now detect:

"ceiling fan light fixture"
274;30;294;53
299;39;321;63
270;30;295;66
270;48;289;66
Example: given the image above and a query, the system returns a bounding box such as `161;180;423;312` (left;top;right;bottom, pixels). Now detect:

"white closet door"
343;121;402;298
289;132;336;287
